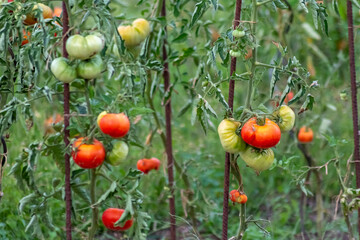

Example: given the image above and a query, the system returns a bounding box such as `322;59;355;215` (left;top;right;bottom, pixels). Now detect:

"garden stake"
222;0;243;239
62;1;72;239
346;0;360;237
161;1;176;239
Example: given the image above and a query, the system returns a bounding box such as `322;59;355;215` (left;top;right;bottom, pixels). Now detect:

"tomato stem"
88;168;99;240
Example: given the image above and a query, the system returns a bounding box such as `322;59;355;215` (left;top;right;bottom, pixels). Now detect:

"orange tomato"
241;117;281;149
44;114;63;134
137;158;161;174
97;112;130;138
298;126;313;143
229;190;247;204
21;30;31;46
72;137;106;169
24;3;53;25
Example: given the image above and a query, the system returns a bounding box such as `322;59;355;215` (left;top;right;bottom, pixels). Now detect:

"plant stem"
222;1;243;239
84;80;92;115
62;1;72;239
256;0;274;6
346;0;360;237
236;204;246;239
88;169;98;240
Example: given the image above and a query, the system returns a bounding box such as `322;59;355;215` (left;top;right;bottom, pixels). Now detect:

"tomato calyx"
255;116;266;126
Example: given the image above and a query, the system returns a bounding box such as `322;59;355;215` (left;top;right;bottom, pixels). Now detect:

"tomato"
77;55;103;80
218;119;246;153
229;190;247;204
44;114;63;134
24;3;53;25
50;57;77;83
232;30;245;38
72;137;106;169
102;208;133;231
245;48;252;60
240;146;274;173
272;105;295;132
97;112;130;138
241;117;281;149
53;7;62;17
66;34;104;60
298;126;313;143
107;141;129;166
229;50;241;57
117;18;150;48
137;158;161;174
21;30;31;46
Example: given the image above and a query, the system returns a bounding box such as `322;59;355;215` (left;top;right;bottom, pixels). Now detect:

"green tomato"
240;146;274;174
218;119;246;153
66;34;104;60
232;29;246;38
229;50;241;58
107;141;129;166
77;55;103;79
273;105;295;132
50;57;77;83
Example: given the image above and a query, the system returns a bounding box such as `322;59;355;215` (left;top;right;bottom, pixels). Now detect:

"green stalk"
88;169;98;240
236;204;246;239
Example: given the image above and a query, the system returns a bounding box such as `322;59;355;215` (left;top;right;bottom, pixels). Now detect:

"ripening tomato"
274;91;294;107
137;158;161;174
107;141;129;166
241;117;281;149
272;105;295;132
50;57;77;83
102;208;133;231
53;7;62;17
97;112;130;138
44;114;63;134
24;3;53;25
117;18;150;47
218;119;246;153
66;34;104;60
232;29;245;38
77;55;103;79
240;146;274;173
72;137;106;169
298;126;313;143
229;190;247;204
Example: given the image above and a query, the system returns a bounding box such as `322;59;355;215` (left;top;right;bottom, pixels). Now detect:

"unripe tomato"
77;55;103;79
50;57;77;83
229;50;241;58
229;190;247;204
137;158;161;174
232;30;245;38
298;126;313;143
117;18;150;48
107;141;129;166
102;208;133;231
241;117;281;149
72;137;106;169
98;112;130;138
24;3;53;25
218;119;246;153
66;34;104;60
240;146;274;173
272;105;295;132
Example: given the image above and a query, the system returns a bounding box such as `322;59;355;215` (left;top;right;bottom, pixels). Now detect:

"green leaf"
190;0;207;28
95;181;117;205
270;69;280;98
19;193;38;213
172;32;188;43
274;0;288;9
298;94;315;114
288;85;306;105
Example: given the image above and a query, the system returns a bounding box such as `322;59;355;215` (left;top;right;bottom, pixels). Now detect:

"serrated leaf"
270;69;280;98
298;94;315;114
288;85;306;105
190;0;207;28
95;181;117;205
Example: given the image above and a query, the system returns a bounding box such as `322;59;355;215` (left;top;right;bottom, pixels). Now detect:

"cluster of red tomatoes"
71;112;160;231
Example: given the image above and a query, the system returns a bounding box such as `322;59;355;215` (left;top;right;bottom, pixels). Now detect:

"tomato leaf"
190;0;207;28
298;94;315;114
95;181;117;206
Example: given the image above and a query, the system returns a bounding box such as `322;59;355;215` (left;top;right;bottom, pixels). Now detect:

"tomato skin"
298;126;313;143
137;158;161;174
232;30;245;38
107;141;129;166
72;137;106;169
102;208;133;231
77;55;103;79
240;146;274;173
218;119;246;153
66;34;104;60
229;190;247;204
117;18;150;48
98;112;130;138
273;105;295;132
24;3;53;25
50;57;77;83
229;50;241;57
241;117;281;149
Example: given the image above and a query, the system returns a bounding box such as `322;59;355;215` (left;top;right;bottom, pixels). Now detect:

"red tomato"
229;190;247;204
298;126;313;143
21;30;31;46
102;208;133;231
137;158;161;174
98;112;130;138
72;137;106;169
241;117;281;149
